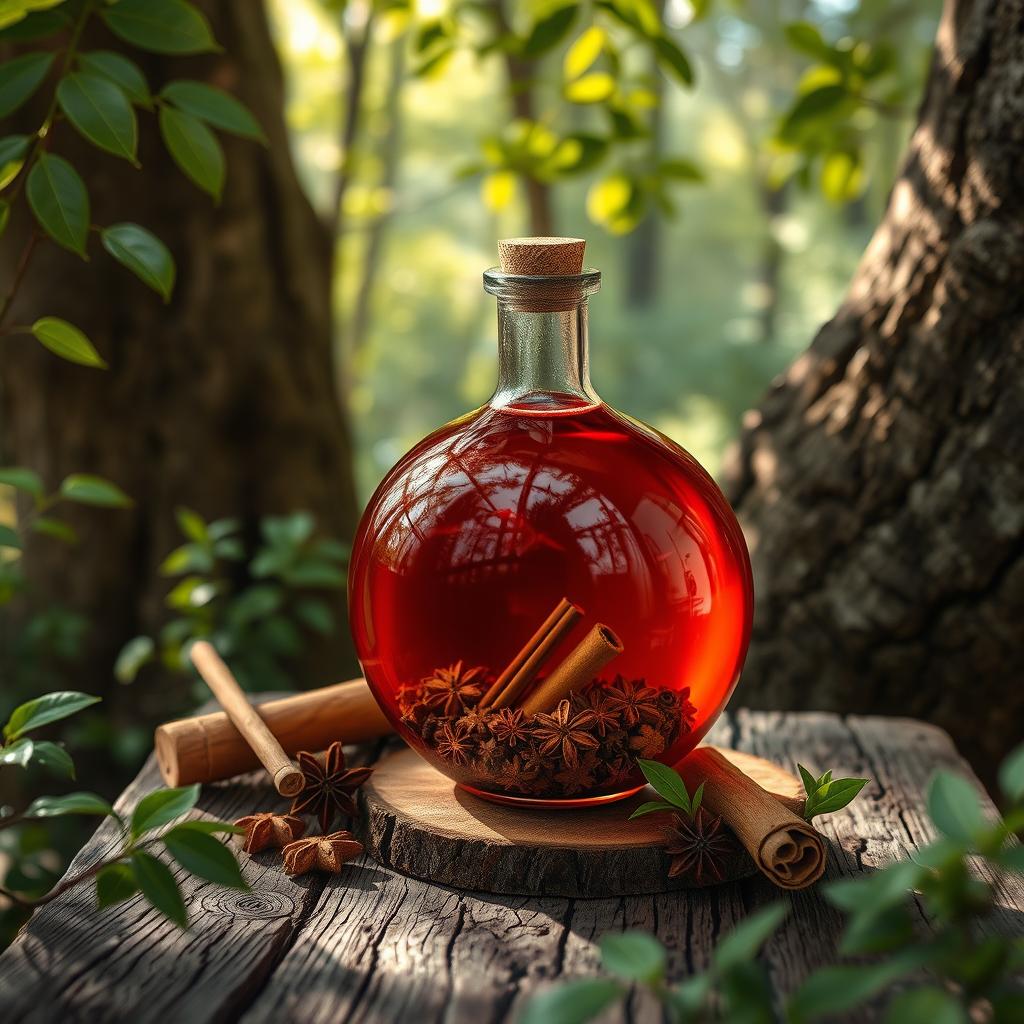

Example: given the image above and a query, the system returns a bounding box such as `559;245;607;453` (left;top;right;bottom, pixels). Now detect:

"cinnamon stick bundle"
678;747;826;890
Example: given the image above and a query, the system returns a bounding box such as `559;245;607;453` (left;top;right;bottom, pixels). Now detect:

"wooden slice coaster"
355;746;804;897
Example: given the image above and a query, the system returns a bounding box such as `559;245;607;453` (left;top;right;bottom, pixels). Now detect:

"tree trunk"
723;0;1024;779
0;1;360;722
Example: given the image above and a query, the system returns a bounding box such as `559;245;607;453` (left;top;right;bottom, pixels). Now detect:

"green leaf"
884;986;969;1024
797;762;817;797
57;72;139;163
0;134;30;189
32;516;78;544
96;862;139;908
4;691;101;740
784;22;833;62
0;8;68;41
826;860;922;913
779;84;848;140
637;759;691;814
564;27;605;81
27;153;90;256
163;826;247;888
131;851;187;927
160;81;265;141
839;903;916;956
520;978;623;1024
548;132;608;175
1;738;74;777
159;106;224;201
627;800;677;820
0;197;8;235
654;36;693;87
102;0;217;56
31;317;105;369
928;771;984;843
659;158;703;182
690;781;705;817
175;505;208;542
999;742;1024;802
564;72;616;104
130;784;200;839
78;51;150;107
25;791;113;818
0;466;43;498
600;931;665;984
0;51;54;118
788;951;932;1019
521;5;577;58
0;523;20;549
803;777;869;819
115;635;155;683
59;473;132;507
821;149;864;203
714;904;787;970
101;223;175;301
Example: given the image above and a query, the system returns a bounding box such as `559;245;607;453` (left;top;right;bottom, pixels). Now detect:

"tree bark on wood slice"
0;2;359;722
723;0;1024;780
354;745;804;897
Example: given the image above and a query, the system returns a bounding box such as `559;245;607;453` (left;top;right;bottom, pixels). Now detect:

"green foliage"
30;316;104;368
522;746;1024;1022
797;763;869;821
629;758;702;819
100;223;176;301
26;153;89;256
116;508;348;693
158;106;225;202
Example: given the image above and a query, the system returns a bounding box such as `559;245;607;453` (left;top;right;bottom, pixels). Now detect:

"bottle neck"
490;299;599;412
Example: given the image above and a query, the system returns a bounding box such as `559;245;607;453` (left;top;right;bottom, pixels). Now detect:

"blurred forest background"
11;0;1024;931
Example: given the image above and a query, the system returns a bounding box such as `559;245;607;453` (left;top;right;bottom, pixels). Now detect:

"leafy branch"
797;763;869;822
0;690;244;926
524;743;1024;1023
0;0;264;364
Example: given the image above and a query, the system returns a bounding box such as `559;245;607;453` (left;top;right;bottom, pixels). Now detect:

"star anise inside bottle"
290;741;373;833
234;812;306;854
435;721;473;765
663;808;735;884
531;700;599;768
421;661;485;718
282;830;364;876
604;676;662;726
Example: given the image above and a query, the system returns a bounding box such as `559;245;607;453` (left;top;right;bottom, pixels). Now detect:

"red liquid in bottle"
349;399;753;806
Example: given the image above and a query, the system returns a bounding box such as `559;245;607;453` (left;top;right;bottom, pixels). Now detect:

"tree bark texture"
723;0;1024;778
0;2;360;719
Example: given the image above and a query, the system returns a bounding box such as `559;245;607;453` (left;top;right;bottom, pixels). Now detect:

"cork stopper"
498;237;585;277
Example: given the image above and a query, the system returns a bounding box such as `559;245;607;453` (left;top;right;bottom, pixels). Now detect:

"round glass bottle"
349;240;753;807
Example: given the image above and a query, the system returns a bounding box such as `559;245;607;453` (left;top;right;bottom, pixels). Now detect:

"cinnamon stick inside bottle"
677;747;826;890
519;623;624;716
481;597;582;710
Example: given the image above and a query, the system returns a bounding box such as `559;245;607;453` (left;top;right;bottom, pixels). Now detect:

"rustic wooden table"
1;710;1021;1023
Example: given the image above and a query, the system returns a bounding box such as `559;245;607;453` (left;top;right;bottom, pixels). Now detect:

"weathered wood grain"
0;712;1019;1024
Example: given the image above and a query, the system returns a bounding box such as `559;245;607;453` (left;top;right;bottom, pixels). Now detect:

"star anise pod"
517;744;549;780
421;661;485;718
531;700;599;768
282;830;364;876
629;724;667;759
604;677;661;726
664;808;735;884
554;752;600;795
456;705;490;736
290;741;373;833
234;812;306;854
575;687;622;737
434;721;473;765
488;707;530;747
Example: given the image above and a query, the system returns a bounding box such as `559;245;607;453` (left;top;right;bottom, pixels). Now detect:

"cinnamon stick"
677;747;826;890
155;677;391;788
190;642;307;797
519;623;624;716
481;597;582;710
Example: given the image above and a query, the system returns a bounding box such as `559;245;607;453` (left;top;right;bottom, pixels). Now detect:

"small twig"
0;231;39;328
